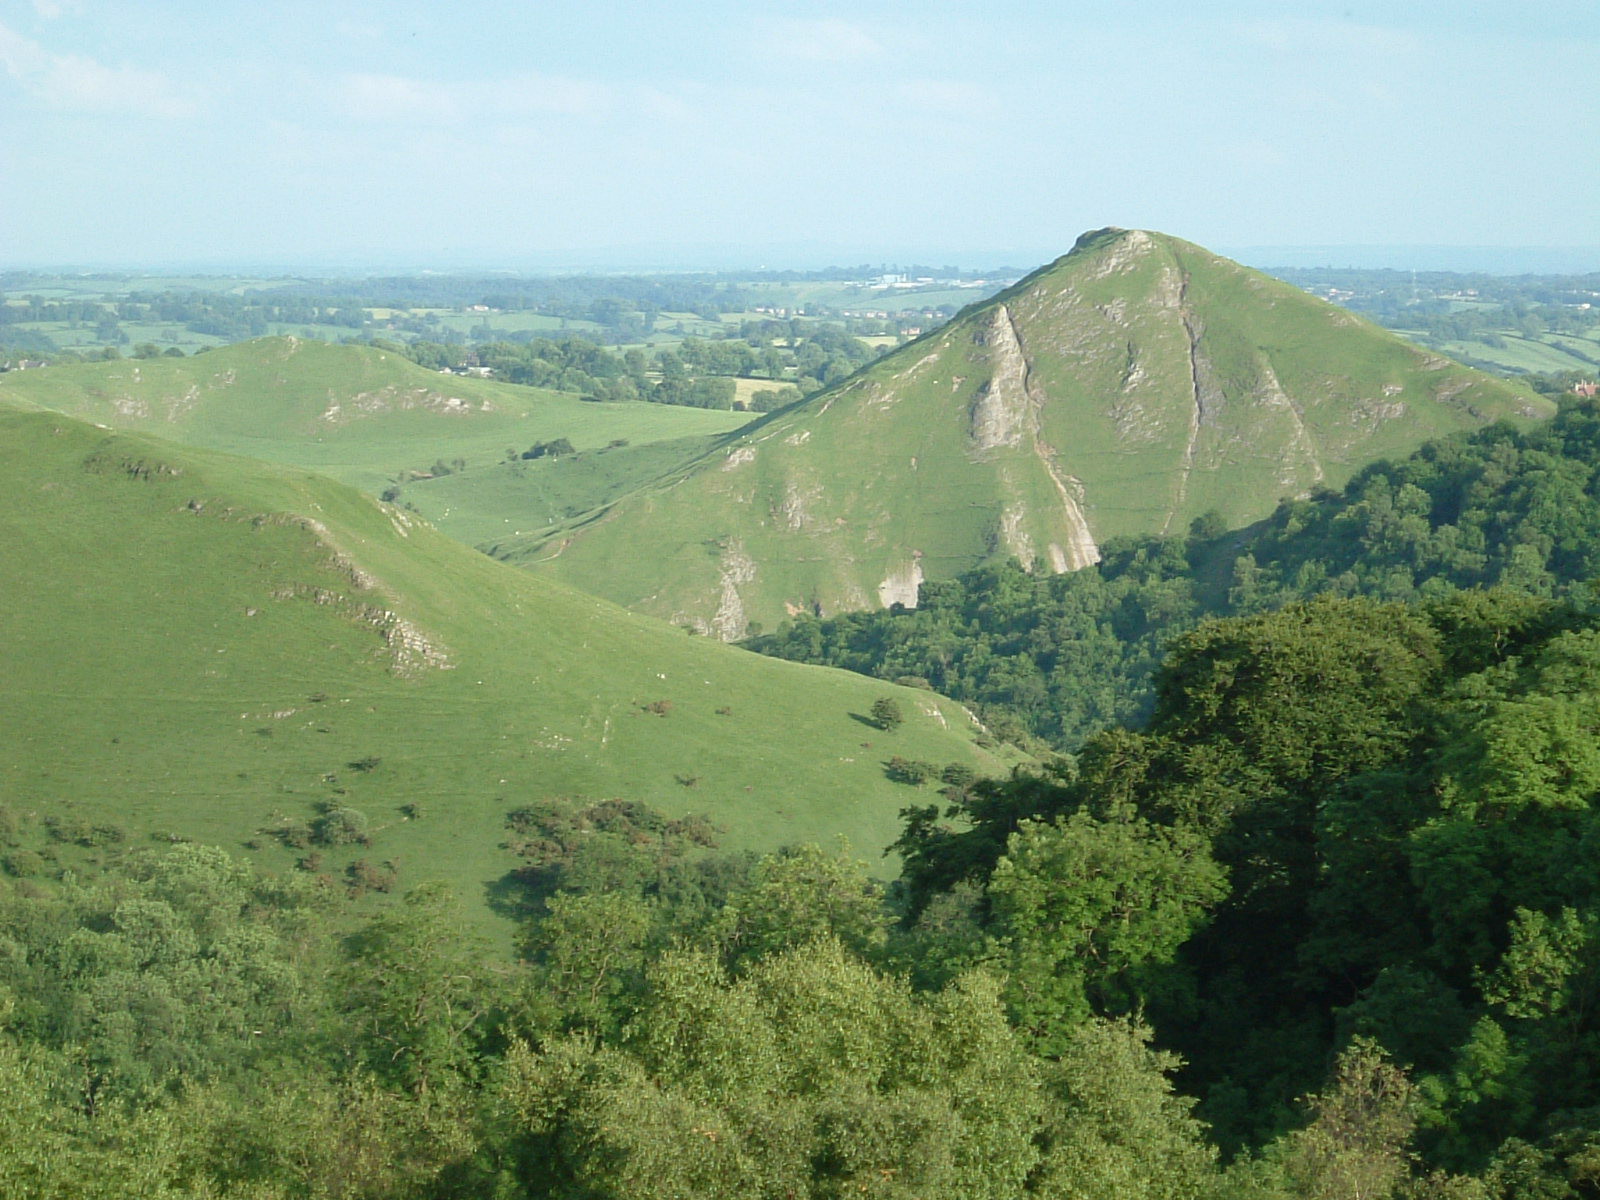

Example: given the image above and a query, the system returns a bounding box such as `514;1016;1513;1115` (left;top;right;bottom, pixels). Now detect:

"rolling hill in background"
0;403;1009;931
501;228;1551;638
0;336;750;542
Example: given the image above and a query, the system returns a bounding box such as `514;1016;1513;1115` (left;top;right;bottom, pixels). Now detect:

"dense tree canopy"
891;589;1600;1190
10;580;1600;1193
753;398;1600;751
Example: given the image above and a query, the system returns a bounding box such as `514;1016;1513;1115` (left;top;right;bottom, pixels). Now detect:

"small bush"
870;697;905;731
3;849;45;877
346;858;398;895
0;804;24;846
279;822;312;849
522;437;576;460
43;817;125;848
886;756;940;785
940;762;978;789
311;806;369;847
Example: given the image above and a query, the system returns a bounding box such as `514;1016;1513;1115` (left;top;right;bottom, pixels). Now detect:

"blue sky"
1;0;1595;270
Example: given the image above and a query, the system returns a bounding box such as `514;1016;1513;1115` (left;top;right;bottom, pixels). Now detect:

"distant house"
1574;380;1599;399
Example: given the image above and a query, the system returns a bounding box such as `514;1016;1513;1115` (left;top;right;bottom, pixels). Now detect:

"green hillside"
504;229;1551;637
0;403;1010;931
400;430;739;550
0;336;750;532
752;394;1600;751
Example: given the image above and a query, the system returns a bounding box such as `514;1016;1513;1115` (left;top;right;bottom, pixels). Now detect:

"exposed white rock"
711;541;758;640
1088;229;1155;279
970;305;1030;451
877;556;924;608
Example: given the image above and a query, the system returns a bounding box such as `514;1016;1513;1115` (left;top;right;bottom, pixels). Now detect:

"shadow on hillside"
484;869;541;926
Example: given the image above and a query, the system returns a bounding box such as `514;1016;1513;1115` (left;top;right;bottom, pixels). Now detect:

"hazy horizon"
4;241;1599;279
3;1;1595;272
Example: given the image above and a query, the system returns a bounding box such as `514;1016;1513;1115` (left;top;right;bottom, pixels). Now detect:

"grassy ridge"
0;336;750;530
0;404;1012;932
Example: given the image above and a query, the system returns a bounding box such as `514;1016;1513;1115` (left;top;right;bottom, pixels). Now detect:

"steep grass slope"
0;404;1007;927
0;336;749;523
507;229;1551;637
401;431;740;551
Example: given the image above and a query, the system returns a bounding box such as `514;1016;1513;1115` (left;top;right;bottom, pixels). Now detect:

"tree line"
752;395;1600;749
392;329;871;410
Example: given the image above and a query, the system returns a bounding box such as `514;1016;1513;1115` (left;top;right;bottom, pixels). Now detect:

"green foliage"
521;436;575;459
311;804;370;846
751;384;803;412
521;890;656;1036
0;844;323;1100
885;755;940;785
1484;907;1600;1023
1239;1039;1419;1200
505;941;1053;1200
336;883;496;1094
756;400;1600;754
1031;1018;1221;1200
712;842;890;970
990;811;1225;1045
870;696;905;731
885;585;1600;1178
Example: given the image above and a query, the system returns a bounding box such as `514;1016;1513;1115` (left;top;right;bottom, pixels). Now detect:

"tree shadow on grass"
484;868;542;924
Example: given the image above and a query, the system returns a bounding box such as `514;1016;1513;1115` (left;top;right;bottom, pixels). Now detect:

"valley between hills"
0;227;1560;937
8;229;1600;1195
